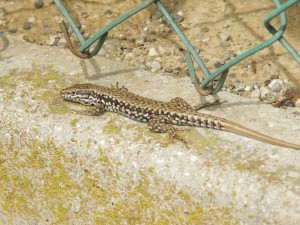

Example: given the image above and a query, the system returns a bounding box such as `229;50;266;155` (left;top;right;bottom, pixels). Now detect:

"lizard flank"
61;83;300;150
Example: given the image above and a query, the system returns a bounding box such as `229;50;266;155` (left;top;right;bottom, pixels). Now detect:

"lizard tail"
222;120;300;150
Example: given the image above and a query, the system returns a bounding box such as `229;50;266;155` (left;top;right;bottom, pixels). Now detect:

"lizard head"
60;83;95;105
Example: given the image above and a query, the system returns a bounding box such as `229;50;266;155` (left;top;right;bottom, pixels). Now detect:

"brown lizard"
61;83;300;150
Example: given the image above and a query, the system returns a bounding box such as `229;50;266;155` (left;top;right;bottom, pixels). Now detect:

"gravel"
34;0;44;9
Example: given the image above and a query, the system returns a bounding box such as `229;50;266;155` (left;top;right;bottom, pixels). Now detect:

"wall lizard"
61;83;300;150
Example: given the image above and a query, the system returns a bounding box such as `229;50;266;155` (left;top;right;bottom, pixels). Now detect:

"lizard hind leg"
148;115;188;147
169;97;226;112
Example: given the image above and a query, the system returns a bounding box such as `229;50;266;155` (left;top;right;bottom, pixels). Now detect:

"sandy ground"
1;0;300;87
1;0;300;224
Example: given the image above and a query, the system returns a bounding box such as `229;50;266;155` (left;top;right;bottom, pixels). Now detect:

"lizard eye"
76;91;90;99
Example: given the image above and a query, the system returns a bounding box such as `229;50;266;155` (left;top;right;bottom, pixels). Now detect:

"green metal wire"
80;0;155;52
265;0;300;64
201;0;300;92
55;0;300;95
54;0;85;45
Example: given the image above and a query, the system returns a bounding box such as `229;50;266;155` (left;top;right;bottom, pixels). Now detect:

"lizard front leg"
148;115;188;147
110;82;128;91
71;103;107;116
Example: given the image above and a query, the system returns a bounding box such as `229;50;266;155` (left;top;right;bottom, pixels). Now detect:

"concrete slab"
1;34;300;224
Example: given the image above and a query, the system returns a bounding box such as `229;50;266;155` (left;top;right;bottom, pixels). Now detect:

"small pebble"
264;79;271;86
22;35;30;42
136;56;145;64
153;10;163;19
251;89;261;99
28;17;35;23
148;47;158;57
268;79;283;88
178;57;186;63
228;73;235;78
270;72;279;80
244;86;251;92
201;27;209;33
158;45;168;55
177;11;184;17
9;28;18;33
236;86;245;92
80;24;86;32
165;67;173;73
144;22;155;32
46;35;59;46
219;32;230;43
295;99;300;107
132;48;143;56
0;20;6;26
265;92;277;102
214;61;223;68
172;13;183;23
104;9;112;15
253;83;260;90
284;101;295;107
279;87;289;97
42;25;50;35
151;61;161;71
271;82;282;93
23;22;33;30
202;37;210;43
57;38;67;48
34;0;44;9
0;7;6;20
135;38;145;46
81;12;89;19
124;52;134;60
260;86;270;98
223;51;235;61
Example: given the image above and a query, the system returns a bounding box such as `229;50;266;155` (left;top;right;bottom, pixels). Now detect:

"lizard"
60;83;300;150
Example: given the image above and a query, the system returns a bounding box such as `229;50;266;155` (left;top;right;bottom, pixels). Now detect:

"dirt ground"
1;0;300;90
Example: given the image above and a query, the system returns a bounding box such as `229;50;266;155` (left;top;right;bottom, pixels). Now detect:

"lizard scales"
61;83;300;150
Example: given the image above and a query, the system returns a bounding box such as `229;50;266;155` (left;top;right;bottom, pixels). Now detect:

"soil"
1;0;300;91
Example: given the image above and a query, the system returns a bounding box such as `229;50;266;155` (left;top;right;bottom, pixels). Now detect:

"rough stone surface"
0;35;300;224
148;47;158;57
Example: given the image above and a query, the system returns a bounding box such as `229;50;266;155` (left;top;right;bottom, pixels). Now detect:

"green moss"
0;76;15;89
86;138;92;149
103;120;122;135
49;104;72;115
183;128;219;148
32;128;39;135
234;159;264;172
31;70;61;88
25;140;47;169
98;147;110;164
36;90;57;102
186;205;205;224
70;137;77;143
178;189;191;202
0;128;239;224
0;68;83;115
70;118;80;128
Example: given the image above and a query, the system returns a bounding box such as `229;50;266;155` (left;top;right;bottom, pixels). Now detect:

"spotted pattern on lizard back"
61;83;300;150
